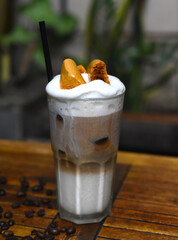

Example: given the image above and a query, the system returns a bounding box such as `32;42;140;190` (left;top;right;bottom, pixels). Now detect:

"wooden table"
0;140;178;239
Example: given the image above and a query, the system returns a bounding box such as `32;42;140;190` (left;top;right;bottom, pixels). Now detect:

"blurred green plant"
86;0;178;112
1;0;77;69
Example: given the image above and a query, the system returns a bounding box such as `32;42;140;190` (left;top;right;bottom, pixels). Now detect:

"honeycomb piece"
87;59;110;84
77;65;87;73
60;59;86;89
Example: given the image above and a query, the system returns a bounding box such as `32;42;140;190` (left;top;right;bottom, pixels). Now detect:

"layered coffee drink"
46;59;125;224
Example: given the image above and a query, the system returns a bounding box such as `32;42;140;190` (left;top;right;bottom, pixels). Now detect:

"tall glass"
46;91;125;224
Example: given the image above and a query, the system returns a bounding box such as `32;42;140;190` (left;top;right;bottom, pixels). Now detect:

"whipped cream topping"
46;73;125;99
46;73;125;117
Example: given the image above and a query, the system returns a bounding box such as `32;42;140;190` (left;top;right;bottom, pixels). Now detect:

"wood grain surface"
0;140;178;239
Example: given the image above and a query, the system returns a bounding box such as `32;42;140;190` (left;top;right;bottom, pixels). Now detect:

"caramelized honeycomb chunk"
87;59;110;84
77;65;87;73
60;59;86;89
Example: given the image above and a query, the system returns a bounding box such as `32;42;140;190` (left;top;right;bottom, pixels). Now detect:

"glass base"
58;204;112;224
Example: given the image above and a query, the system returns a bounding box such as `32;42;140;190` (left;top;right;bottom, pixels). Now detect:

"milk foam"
46;73;125;99
46;73;125;117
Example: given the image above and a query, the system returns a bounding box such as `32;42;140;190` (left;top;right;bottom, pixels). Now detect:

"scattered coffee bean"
8;220;15;226
21;186;28;192
60;226;67;232
47;205;53;209
32;185;43;192
66;226;76;235
0;221;6;227
41;198;50;204
50;221;58;228
0;206;3;213
38;178;46;186
25;211;34;218
36;230;46;238
12;203;20;209
3;230;14;237
17;191;26;197
33;200;40;207
46;190;53;196
1;225;9;230
0;177;7;184
20;176;26;183
44;235;54;240
31;229;37;235
21;181;29;192
23;236;32;240
0;189;6;196
4;211;13;219
48;228;60;235
37;209;45;217
23;198;34;206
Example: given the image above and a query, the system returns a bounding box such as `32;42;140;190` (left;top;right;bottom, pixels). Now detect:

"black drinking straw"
39;21;53;82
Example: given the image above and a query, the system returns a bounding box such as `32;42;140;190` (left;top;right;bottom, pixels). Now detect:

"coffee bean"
17;191;26;197
0;221;6;226
32;185;43;192
0;189;6;196
29;209;35;213
36;230;46;238
44;235;54;240
0;206;3;213
0;177;7;184
12;203;20;209
3;230;14;237
66;226;76;235
37;209;45;217
50;221;58;228
48;228;60;235
33;200;40;207
25;211;34;218
31;229;37;235
1;225;9;230
38;178;46;186
23;236;32;240
41;198;50;204
21;186;28;192
23;198;34;206
60;226;67;232
8;220;15;226
21;181;29;192
46;190;53;196
20;176;26;182
4;211;13;219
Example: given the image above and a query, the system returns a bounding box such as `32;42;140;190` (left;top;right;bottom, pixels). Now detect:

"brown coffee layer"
54;111;121;165
58;156;115;175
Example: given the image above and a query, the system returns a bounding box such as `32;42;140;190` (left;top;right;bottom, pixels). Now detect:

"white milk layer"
57;165;114;215
46;74;125;117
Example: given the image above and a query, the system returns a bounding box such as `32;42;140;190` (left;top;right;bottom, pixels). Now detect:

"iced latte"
46;59;125;224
